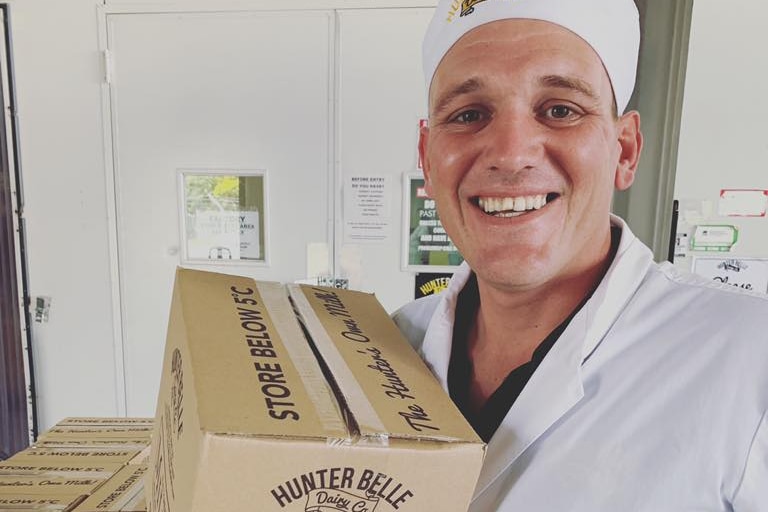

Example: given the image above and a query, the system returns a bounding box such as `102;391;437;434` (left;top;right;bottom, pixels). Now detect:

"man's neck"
464;228;619;408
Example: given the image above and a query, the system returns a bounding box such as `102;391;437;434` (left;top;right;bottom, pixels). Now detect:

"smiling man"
393;0;768;510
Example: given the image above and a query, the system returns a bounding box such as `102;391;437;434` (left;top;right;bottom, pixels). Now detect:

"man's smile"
475;193;560;217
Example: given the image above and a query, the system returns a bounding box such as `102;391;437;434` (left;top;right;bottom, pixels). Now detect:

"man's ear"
418;123;434;195
614;110;643;191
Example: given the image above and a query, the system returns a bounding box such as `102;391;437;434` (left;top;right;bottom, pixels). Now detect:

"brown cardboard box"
70;465;146;512
32;440;149;451
146;268;484;512
55;419;153;428
31;420;152;452
0;461;122;479
0;494;85;511
8;448;141;466
38;427;153;442
0;475;103;496
0;420;152;512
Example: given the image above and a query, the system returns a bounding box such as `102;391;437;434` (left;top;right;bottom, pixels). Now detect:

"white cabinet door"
106;11;333;416
336;8;433;313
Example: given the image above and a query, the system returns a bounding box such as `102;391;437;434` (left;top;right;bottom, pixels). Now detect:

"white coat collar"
418;215;654;498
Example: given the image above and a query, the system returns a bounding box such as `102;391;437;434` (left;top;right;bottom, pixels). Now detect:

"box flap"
289;285;482;444
176;269;348;441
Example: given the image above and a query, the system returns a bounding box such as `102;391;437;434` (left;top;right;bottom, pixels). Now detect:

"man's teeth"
478;194;548;216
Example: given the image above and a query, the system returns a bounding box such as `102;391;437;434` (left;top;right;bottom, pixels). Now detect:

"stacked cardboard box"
146;268;486;512
0;418;151;511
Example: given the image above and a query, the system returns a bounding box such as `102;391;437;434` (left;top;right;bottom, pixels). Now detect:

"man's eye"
543;103;587;121
549;105;572;119
452;110;484;124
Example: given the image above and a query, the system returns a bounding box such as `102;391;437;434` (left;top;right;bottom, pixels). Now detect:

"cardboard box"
146;269;484;512
8;449;141;466
0;461;122;479
0;475;103;496
0;494;85;511
70;465;146;512
0;420;152;512
32;441;149;451
55;419;153;428
29;419;152;452
38;427;153;442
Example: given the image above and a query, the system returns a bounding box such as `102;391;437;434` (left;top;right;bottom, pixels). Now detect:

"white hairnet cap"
423;0;640;113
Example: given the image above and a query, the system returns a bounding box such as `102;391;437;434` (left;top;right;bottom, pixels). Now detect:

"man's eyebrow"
540;74;599;101
431;78;483;116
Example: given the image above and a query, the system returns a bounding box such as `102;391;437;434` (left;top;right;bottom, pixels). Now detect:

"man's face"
420;19;641;293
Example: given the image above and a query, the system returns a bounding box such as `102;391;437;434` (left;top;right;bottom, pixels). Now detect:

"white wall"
674;0;768;262
9;0;119;430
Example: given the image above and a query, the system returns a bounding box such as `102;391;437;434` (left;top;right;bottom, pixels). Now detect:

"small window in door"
178;170;267;264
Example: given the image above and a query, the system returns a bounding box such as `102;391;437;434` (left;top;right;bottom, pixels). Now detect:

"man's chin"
468;253;556;292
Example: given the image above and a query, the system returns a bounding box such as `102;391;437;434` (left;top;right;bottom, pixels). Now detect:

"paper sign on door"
718;189;768;217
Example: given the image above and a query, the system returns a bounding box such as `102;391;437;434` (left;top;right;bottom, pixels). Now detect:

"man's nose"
480;112;544;173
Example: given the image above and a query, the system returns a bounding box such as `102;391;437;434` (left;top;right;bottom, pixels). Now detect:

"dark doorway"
0;4;35;460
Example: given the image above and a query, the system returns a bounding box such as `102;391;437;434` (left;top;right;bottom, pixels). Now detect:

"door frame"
0;3;36;458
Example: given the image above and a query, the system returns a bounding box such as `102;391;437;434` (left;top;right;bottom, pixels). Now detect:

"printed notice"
404;174;463;270
239;211;260;260
344;175;392;243
180;171;266;263
692;257;768;294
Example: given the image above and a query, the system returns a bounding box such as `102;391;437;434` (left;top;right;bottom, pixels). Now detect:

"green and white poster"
403;173;463;272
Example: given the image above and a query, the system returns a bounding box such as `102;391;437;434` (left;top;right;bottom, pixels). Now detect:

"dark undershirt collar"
448;226;621;442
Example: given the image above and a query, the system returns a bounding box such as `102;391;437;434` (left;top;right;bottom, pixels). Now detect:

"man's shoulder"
639;260;768;335
650;261;768;307
391;293;444;351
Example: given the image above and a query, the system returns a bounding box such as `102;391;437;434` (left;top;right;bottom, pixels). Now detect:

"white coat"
393;217;768;511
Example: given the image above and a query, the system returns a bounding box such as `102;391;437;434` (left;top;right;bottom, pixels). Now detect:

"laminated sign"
145;268;485;512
